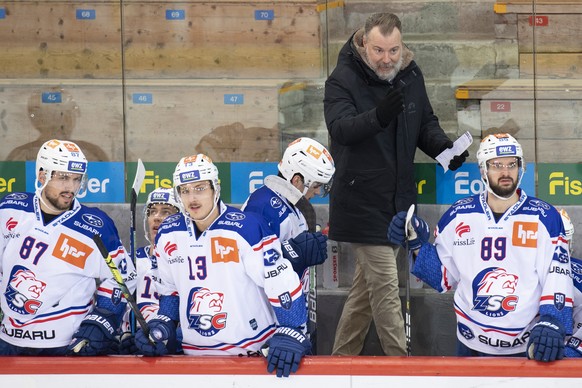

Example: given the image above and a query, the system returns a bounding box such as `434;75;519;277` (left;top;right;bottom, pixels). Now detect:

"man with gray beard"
324;12;468;356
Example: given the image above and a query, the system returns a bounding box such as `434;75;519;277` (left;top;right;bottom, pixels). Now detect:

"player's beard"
44;190;74;212
364;51;404;81
490;177;518;198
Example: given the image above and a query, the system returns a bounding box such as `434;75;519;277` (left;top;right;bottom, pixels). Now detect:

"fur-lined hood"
352;27;414;72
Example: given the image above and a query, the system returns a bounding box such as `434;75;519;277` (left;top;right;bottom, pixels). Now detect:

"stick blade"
132;159;146;195
405;204;415;239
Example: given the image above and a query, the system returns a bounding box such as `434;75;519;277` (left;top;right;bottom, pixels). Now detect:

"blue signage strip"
133;93;153;104
0;8;6;19
41;92;62;104
224;94;244;105
166;9;185;20
25;161;125;203
255;10;274;20
76;9;96;20
229;162;330;205
436;162;535;205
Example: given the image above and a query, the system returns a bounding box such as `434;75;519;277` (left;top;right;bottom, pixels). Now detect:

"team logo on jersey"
263;248;280;265
164;241;178;256
4;193;28;201
187;287;227;337
81;214;104;228
211;237;239;263
472;267;519;318
553;245;569;264
6;217;17;231
458;322;474;340
270;197;283;209
4;265;46;315
454;197;474;206
455;222;471;237
225;212;245;221
512;221;538;248
527;199;550;210
52;234;93;269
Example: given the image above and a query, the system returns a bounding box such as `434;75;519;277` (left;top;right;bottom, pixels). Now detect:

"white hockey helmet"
476;133;524;199
558;208;575;254
279;137;335;196
35;139;88;196
143;187;180;244
173;154;221;217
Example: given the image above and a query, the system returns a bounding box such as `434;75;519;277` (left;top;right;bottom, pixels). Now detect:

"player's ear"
38;170;47;184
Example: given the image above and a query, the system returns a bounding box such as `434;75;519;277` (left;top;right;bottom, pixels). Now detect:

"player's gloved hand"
564;336;582;358
407;215;430;251
388;211;408;246
527;316;565;362
376;88;404;127
67;308;120;356
263;327;311;378
135;315;178;356
119;331;138;355
281;231;327;275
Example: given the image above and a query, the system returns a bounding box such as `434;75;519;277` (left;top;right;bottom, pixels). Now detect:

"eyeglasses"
486;160;519;171
179;183;212;196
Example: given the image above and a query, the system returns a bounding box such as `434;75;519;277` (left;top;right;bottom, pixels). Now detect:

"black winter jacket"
324;29;452;244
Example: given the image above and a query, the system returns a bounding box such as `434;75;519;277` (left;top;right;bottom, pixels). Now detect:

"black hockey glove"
565;336;582;358
263;327;311;378
135;315;178;356
527;315;565;362
67;308;120;356
281;231;327;276
376;88;404;127
440;141;469;171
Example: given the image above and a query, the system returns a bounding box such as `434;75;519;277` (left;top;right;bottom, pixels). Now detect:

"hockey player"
241;137;335;349
558;208;582;358
0;139;136;356
389;133;573;361
119;187;180;353
135;154;310;378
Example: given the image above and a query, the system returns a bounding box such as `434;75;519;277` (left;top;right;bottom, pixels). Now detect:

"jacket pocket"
337;168;395;213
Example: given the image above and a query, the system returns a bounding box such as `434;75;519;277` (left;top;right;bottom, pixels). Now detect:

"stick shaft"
92;233;150;337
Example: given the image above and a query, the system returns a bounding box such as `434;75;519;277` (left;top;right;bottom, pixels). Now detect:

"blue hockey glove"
388;212;429;250
281;231;327;275
407;215;430;251
119;332;138;355
67;308;120;356
388;211;408;246
527;316;565;362
564;336;582;358
135;315;178;356
264;327;311;378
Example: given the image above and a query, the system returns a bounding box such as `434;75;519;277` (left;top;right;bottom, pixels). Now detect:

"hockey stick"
404;204;415;356
129;159;146;333
92;233;151;337
71;234;151;353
